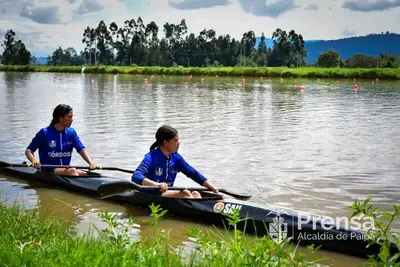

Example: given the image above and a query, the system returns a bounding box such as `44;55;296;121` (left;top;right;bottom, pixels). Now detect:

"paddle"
0;161;133;174
1;161;251;200
96;180;251;200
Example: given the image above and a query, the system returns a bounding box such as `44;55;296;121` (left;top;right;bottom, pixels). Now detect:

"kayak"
0;165;398;260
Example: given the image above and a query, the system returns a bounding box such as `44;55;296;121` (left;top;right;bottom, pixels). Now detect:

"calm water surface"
1;72;399;266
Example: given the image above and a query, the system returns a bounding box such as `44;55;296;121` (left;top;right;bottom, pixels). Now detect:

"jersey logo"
155;167;163;176
49;140;57;148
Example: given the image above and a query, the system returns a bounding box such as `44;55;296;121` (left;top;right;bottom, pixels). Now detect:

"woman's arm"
132;155;168;192
80;150;96;169
25;150;41;168
25;129;45;168
71;129;96;169
176;154;219;193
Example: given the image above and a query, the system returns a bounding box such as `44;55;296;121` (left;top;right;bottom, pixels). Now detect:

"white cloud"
238;0;300;18
168;0;232;10
342;0;400;12
342;26;357;37
0;0;399;57
20;0;75;24
305;4;319;10
1;0;124;25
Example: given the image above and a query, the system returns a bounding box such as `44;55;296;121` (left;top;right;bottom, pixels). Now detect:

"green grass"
0;203;320;267
1;65;400;79
0;199;398;266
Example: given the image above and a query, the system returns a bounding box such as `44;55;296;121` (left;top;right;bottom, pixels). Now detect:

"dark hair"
150;125;178;151
49;104;73;126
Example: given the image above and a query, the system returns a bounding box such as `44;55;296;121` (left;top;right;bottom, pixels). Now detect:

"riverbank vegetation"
1;65;399;79
1;17;400;71
0;203;320;266
0;199;399;266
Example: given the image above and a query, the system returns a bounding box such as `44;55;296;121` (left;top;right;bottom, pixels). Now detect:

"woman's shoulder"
65;127;78;134
143;148;160;161
170;152;184;161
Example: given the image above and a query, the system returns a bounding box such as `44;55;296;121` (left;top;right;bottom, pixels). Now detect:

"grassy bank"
0;203;322;267
0;199;399;266
1;65;400;79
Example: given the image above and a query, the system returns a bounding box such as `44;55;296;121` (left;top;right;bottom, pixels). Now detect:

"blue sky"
0;0;399;57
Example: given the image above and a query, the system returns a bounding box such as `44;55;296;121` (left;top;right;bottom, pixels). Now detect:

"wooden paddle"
96;180;252;200
0;161;133;174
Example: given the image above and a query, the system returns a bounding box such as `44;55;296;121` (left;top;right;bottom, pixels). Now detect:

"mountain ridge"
255;33;400;63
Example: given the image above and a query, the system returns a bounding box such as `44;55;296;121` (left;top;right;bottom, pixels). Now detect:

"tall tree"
1;29;32;65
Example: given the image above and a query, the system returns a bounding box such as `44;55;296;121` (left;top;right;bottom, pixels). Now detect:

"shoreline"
1;65;400;79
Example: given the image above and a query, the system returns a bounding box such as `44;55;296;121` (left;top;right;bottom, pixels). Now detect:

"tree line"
1;17;399;68
316;50;400;68
76;18;306;68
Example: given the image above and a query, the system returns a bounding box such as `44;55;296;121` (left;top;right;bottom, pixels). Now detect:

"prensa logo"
267;208;290;243
297;214;376;231
296;213;376;241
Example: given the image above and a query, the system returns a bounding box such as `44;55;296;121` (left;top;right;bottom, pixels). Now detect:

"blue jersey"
26;125;86;169
132;147;208;186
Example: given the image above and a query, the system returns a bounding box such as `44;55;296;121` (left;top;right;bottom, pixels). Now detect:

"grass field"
1;65;399;79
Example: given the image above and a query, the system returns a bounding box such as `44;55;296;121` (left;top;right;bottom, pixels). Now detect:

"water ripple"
0;73;399;233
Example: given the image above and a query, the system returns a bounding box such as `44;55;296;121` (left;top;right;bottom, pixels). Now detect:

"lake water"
1;71;399;266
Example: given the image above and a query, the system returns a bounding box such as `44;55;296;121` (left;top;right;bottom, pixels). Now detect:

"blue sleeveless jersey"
26;125;86;169
132;147;207;186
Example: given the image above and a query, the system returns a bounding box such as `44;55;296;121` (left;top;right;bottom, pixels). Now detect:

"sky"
0;0;399;57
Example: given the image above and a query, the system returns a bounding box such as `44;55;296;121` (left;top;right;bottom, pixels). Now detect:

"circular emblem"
213;202;224;213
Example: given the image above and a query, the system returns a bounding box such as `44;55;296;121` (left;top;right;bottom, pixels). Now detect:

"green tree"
1;29;32;65
268;28;306;67
82;26;97;65
377;52;400;68
345;53;377;68
317;50;342;68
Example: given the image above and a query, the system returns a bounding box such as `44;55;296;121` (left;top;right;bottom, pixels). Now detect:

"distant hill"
32;57;48;65
255;33;400;63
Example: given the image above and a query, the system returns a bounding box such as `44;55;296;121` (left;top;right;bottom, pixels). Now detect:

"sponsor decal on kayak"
213;202;224;213
213;202;242;214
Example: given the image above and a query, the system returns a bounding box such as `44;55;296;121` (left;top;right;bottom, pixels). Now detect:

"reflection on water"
1;72;399;266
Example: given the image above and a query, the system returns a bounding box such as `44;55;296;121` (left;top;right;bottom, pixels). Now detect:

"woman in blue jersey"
25;104;97;176
132;124;219;199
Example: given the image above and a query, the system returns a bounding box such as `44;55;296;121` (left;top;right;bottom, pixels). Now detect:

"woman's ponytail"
149;140;160;151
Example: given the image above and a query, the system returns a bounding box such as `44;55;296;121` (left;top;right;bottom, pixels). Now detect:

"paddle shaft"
0;161;251;200
97;180;251;200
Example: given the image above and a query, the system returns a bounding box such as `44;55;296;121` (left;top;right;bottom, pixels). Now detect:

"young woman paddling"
25;104;97;176
132;125;219;199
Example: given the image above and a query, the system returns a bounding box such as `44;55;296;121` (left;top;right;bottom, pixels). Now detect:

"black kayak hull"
1;167;398;260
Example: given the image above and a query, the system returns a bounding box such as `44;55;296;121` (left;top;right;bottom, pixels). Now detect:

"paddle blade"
0;161;30;169
96;181;134;198
219;189;251;200
0;161;11;168
96;180;158;199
